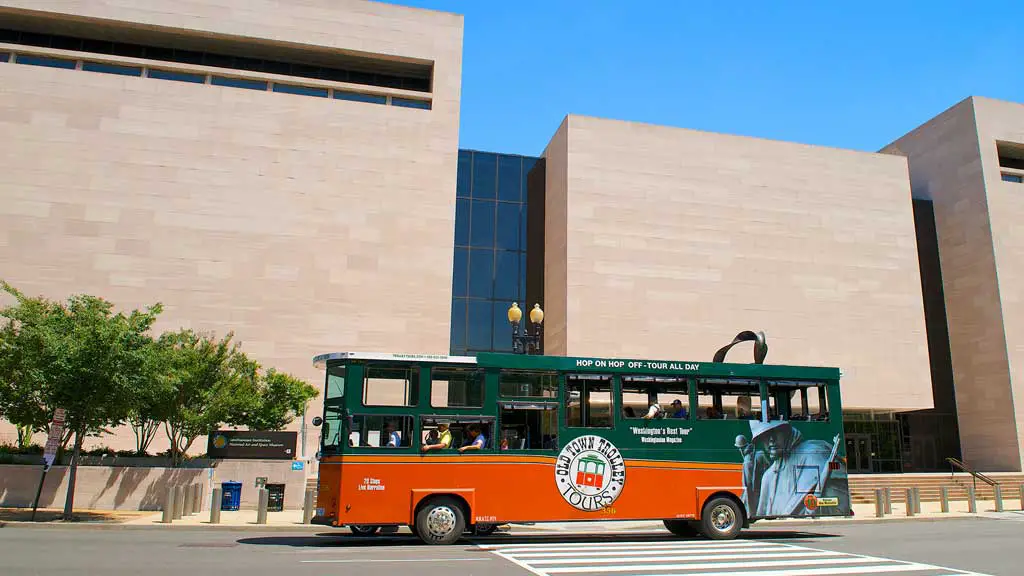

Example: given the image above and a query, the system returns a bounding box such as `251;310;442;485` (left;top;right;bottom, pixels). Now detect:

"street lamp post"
507;302;544;354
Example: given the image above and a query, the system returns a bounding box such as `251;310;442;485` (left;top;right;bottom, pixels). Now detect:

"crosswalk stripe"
514;546;803;559
528;551;846;565
480;541;778;553
544;556;893;573
481;539;992;576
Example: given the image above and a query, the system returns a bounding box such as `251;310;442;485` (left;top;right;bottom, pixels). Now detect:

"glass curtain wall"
451;150;538;355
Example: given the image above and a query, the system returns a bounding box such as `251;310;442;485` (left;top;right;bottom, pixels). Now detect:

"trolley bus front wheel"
699;496;744;540
414;496;466;545
349;525;380;536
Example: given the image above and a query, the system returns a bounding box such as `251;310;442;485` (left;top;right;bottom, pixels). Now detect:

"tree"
156;329;252;465
0;292;58;446
0;281;162;520
238;368;319;431
127;339;170;456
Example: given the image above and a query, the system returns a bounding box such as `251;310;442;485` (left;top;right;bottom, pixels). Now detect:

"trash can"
221;481;242;511
266;483;285;512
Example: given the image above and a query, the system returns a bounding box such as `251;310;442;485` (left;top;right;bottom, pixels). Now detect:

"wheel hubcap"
710;504;736;532
426;506;457;538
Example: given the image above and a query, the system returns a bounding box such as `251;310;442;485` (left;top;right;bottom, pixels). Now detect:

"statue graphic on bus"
736;420;849;518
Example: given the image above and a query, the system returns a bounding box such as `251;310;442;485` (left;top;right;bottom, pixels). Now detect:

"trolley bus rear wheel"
415;496;466;545
662;519;699;537
699;497;743;540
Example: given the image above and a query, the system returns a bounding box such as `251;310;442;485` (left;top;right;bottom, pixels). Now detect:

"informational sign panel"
42;408;67;469
207;430;297;460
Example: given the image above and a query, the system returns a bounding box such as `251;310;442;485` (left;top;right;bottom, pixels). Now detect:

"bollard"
303;489;315;524
940;486;949;513
256;488;269;525
914;487;921;514
162;487;175;523
874;488;884;517
193;484;203;513
994;485;1003;512
1020;484;1024;511
210;488;222;524
967;486;977;513
905;488;915;516
173;485;184;520
884;487;892;515
183;483;194;516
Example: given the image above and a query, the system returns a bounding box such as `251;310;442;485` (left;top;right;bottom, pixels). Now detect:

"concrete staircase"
850;472;1024;503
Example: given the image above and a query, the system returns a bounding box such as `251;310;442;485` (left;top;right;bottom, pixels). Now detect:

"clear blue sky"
390;0;1022;157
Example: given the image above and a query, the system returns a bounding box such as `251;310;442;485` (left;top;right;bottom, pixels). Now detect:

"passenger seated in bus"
458;424;486;452
384;422;401;447
624;406;638;418
737;396;755;420
421;423;451;452
669;399;688;418
642;402;663;419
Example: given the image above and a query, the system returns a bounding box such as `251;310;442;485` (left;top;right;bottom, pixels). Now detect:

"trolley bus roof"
313;351;840;380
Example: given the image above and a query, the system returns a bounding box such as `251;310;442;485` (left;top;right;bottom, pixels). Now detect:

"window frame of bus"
346;413;415;450
564;373;614;429
695;377;762;420
620;374;692;421
361;363;420;408
498;400;559;451
764;379;830;422
429;366;486;409
420;415;497;452
498;369;558;399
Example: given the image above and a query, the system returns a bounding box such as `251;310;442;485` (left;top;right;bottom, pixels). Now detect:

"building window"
272;83;328;97
1002;173;1023;183
0;52;10;62
334;90;386;104
147;68;205;83
211;76;267;90
14;54;75;69
82;61;143;76
392;97;431;109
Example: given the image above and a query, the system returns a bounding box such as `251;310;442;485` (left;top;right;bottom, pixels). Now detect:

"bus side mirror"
312;417;323;427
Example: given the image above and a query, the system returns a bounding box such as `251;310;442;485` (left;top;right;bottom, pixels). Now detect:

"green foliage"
0;281;320;473
155;329;253;464
238;368;320;431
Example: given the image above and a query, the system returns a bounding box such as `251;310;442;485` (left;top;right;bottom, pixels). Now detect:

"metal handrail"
946;457;997;491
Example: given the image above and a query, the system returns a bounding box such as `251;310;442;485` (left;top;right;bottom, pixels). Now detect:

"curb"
0;520;330;532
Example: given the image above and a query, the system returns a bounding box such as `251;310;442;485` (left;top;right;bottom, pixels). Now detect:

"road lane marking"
300;558;492;563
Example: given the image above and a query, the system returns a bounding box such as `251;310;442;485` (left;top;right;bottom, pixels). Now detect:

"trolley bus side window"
362;364;419;407
566;374;613;428
431;367;484;408
696;378;761;420
499;370;557;398
621;375;689;419
765;380;829;421
348;414;414;448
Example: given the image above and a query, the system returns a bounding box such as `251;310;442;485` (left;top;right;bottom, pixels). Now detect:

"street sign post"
32;408;66;521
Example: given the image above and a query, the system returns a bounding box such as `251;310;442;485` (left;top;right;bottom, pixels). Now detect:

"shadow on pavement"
237;529;840;549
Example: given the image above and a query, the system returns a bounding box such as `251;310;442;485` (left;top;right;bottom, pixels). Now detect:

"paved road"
2;513;1021;576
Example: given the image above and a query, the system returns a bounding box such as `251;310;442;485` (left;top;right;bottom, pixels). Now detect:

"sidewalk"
116;497;1023;529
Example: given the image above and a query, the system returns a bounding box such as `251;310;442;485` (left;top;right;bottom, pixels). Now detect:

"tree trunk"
62;428;84;521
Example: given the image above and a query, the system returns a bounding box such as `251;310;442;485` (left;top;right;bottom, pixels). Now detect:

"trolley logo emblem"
555;435;626;511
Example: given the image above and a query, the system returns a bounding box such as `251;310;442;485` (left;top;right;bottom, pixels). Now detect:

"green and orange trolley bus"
310;350;851;544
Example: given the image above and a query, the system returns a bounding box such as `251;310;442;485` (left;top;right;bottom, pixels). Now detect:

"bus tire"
415;496;466;545
349;525;380;536
700;497;743;540
662;519;699;537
